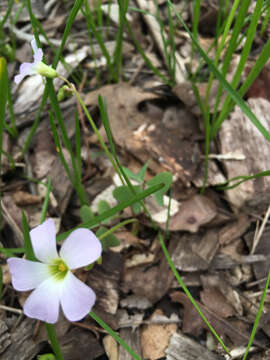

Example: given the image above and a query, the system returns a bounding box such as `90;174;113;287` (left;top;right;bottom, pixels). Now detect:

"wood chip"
165;332;223;360
141;309;177;360
167;195;217;232
219;98;270;212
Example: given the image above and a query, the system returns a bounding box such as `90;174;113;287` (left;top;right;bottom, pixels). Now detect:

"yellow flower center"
49;259;69;281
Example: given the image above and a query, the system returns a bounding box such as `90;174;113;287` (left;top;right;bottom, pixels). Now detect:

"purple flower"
8;219;102;324
14;39;58;84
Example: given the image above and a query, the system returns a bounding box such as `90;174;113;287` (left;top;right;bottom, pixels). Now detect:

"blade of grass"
0;248;25;256
112;0;129;81
242;270;270;360
22;0;84;156
40;178;52;223
82;0;113;75
167;0;270;143
0;0;14;29
57;182;163;241
22;211;36;261
213;35;270;137
90;311;142;360
98;218;137;240
216;169;270;191
212;0;264;131
0;57;8;174
158;232;230;355
98;95;157;224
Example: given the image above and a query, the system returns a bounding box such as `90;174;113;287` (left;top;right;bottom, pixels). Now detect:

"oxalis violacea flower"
8;219;102;324
14;39;58;84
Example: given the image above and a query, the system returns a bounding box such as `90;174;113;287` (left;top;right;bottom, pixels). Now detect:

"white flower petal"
31;39;39;55
7;258;50;291
34;48;43;63
23;276;63;323
60;272;96;321
60;228;102;269
30;219;59;263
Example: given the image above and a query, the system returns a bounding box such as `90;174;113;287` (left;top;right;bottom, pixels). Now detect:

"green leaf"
96;226;120;250
137;160;150;182
122;167;142;182
37;354;56;360
98;200;113;224
57;183;164;241
146;172;172;206
0;57;8;172
80;205;95;223
22;211;36;261
0;266;2;301
113;185;142;215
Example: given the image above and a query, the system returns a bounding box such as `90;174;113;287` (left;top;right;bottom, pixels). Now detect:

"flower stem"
45;323;64;360
58;75;125;185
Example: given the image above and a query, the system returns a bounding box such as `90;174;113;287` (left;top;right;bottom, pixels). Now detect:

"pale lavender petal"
30;219;59;264
34;48;43;63
7;258;50;291
23;276;62;323
14;73;25;84
14;63;35;84
60;272;96;321
60;228;102;269
19;62;35;75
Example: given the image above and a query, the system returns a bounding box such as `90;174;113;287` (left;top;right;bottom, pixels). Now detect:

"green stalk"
89;311;142;360
58;76;125;185
98;218;137;240
242;270;270;360
45;324;64;360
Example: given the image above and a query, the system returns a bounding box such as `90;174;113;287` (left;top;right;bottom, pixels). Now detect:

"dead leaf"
219;214;250;245
103;335;118;360
200;286;235;318
141;309;177;360
13;191;42;206
167;194;217;232
170;291;253;347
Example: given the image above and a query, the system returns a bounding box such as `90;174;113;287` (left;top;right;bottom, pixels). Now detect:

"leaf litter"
2;0;270;359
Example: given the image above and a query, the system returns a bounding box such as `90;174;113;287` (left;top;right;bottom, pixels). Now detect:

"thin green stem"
242;270;270;360
45;323;64;360
58;76;125;185
89;311;142;360
99;218;137;240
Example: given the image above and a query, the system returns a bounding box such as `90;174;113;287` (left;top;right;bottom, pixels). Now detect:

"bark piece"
0;320;11;355
171;229;219;272
119;328;142;360
219;98;270;213
31;128;73;214
218;214;250;245
245;229;270;289
1;194;24;246
0;318;41;360
165;332;224;360
60;328;104;360
122;249;174;303
170;292;254;347
87;251;122;315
